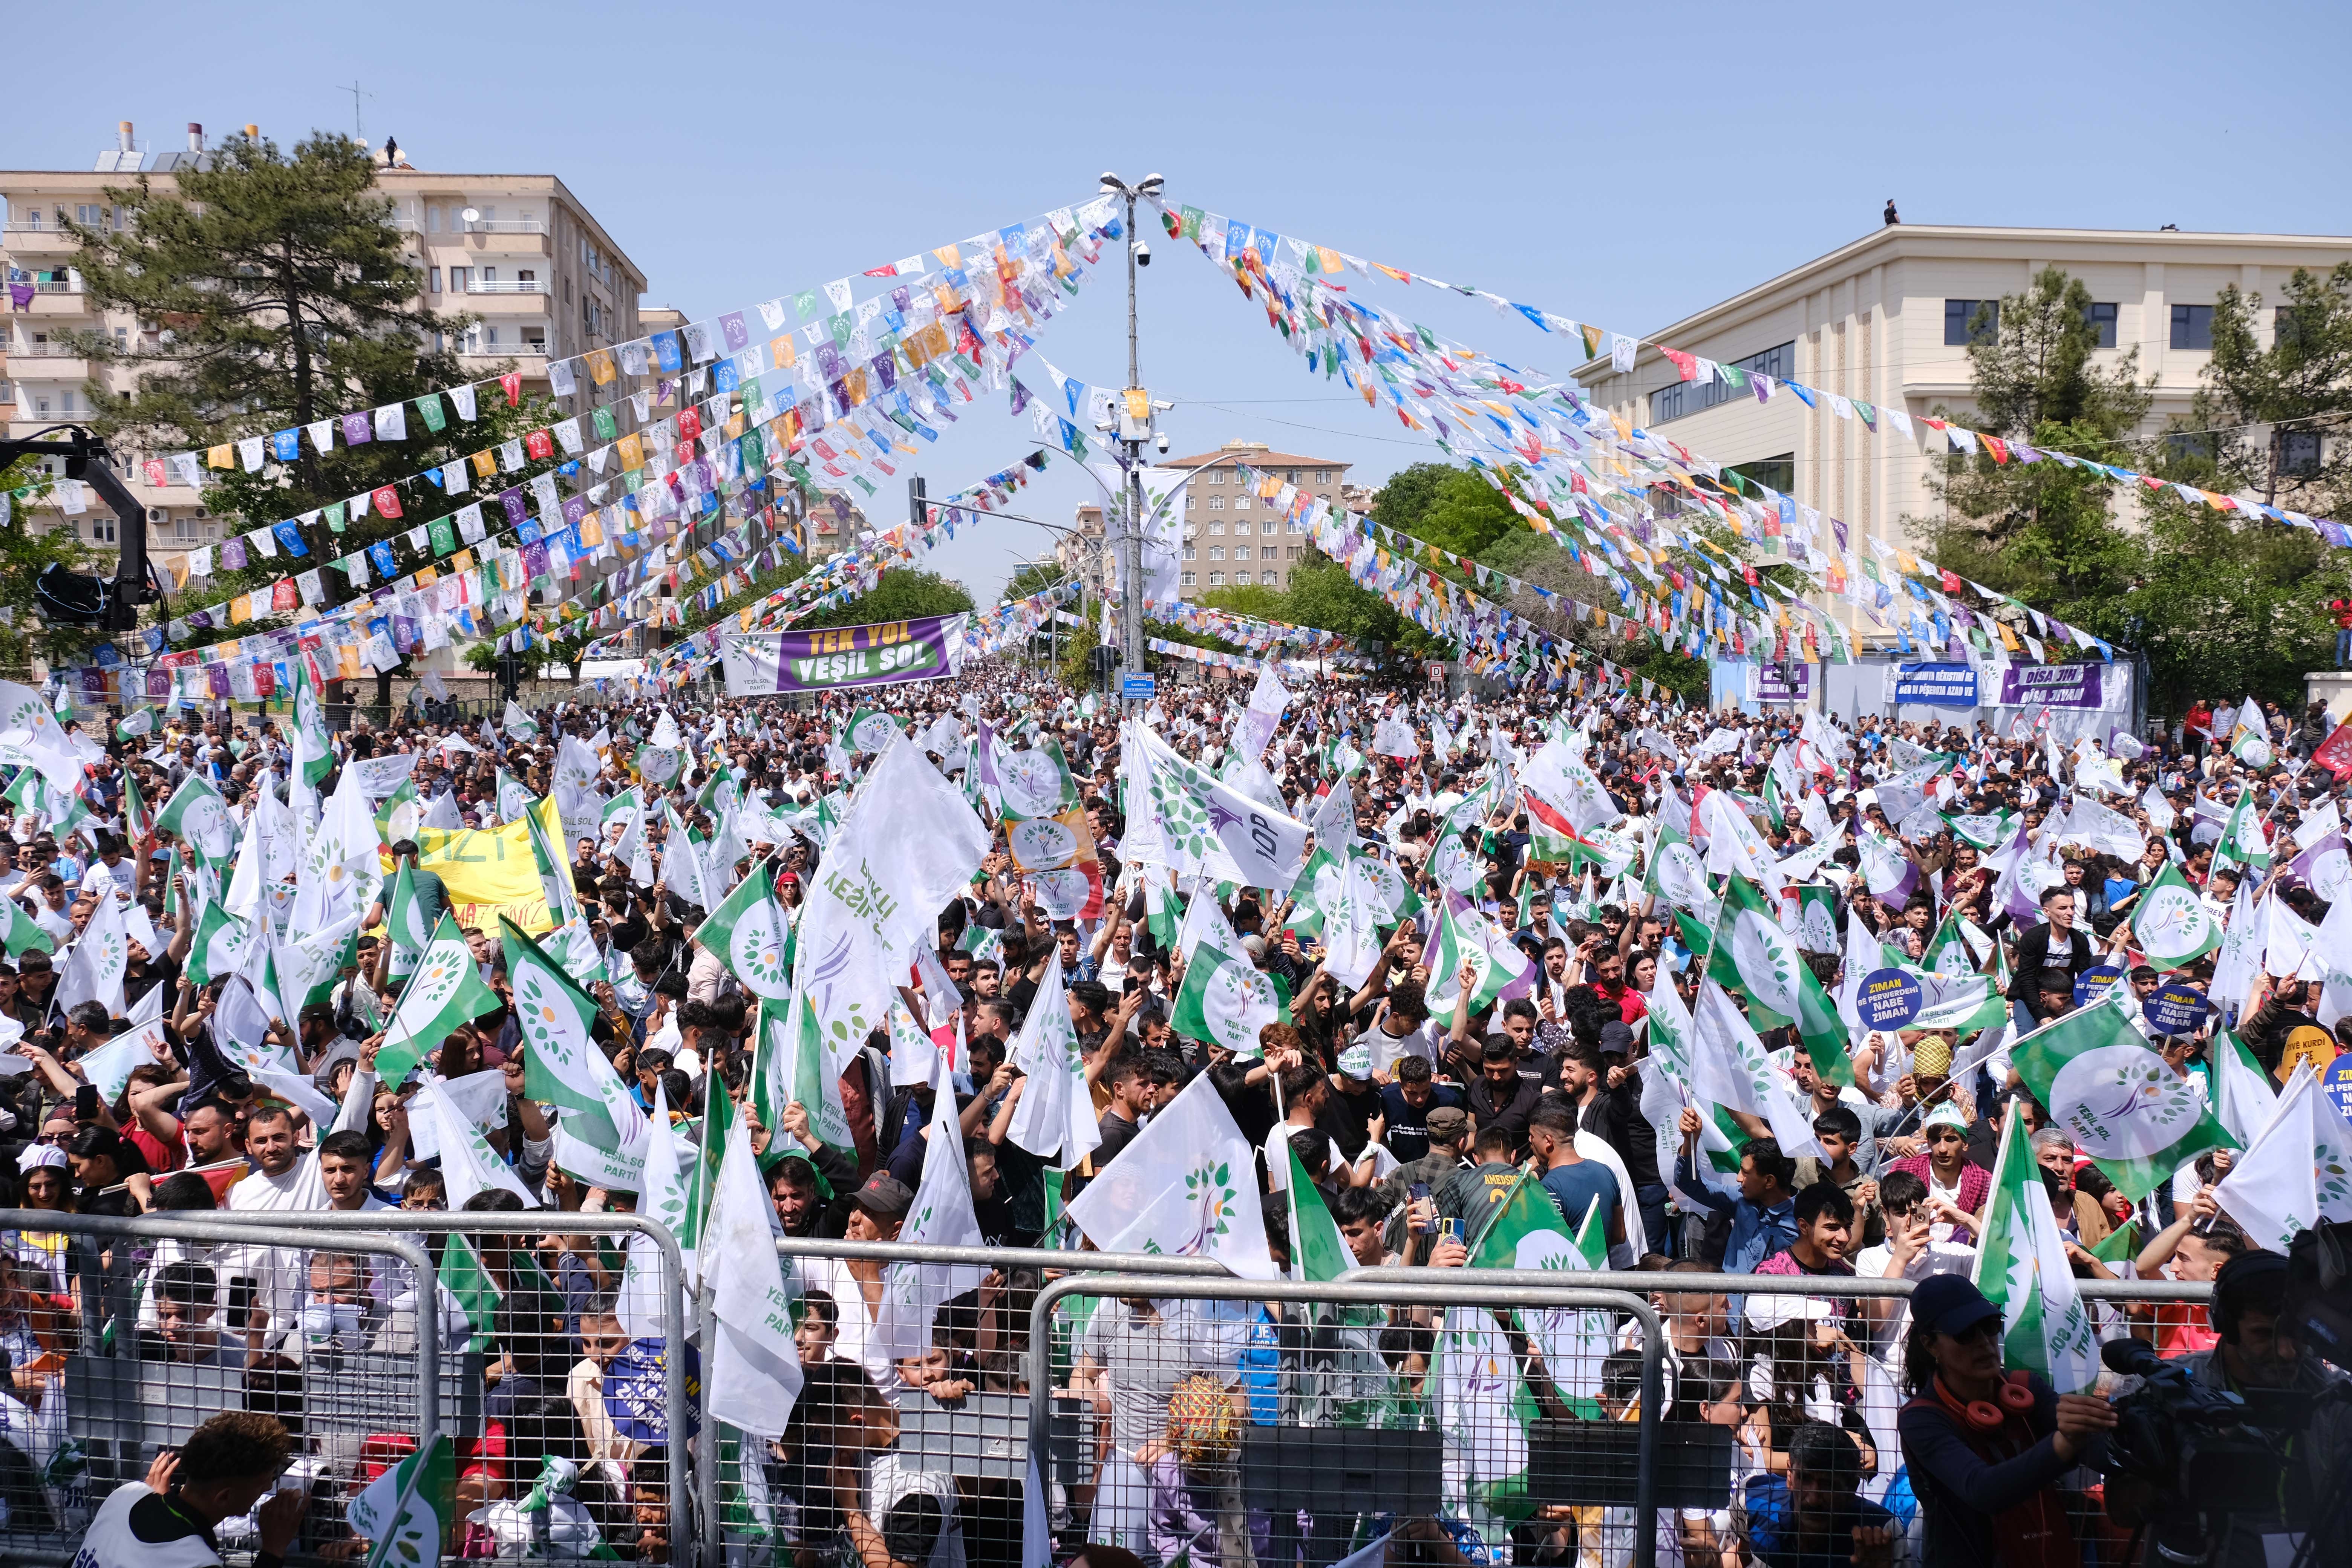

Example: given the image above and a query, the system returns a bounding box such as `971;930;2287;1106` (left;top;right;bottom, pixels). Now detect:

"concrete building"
1164;439;1351;599
2;120;649;577
1572;224;2352;555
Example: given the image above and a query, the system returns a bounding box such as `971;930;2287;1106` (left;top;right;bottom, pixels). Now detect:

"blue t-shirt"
1740;1473;1896;1568
1538;1159;1620;1240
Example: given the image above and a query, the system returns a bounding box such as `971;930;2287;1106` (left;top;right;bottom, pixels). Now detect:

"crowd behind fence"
0;1210;2214;1567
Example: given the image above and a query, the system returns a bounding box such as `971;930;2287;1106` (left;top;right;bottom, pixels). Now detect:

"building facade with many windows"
1164;440;1349;599
1;122;649;576
1572;224;2352;556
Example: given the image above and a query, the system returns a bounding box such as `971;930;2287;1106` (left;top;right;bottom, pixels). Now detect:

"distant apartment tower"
1;121;649;575
1164;439;1350;599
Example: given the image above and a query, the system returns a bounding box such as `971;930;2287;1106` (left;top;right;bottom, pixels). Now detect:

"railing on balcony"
465;219;547;234
464;279;543;294
459;340;548;357
11;342;82;357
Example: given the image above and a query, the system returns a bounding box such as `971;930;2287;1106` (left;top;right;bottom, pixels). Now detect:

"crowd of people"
3;657;2346;1568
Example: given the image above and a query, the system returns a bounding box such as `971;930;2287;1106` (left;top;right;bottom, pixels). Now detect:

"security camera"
1155;432;1170;453
1132;240;1151;266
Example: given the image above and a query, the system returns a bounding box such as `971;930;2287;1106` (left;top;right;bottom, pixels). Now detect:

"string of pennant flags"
1150;190;2347;550
1149;191;2149;669
41;198;1133;700
17;191;1122;534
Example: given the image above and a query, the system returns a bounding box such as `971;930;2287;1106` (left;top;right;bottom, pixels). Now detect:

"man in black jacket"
2005;885;2095;1029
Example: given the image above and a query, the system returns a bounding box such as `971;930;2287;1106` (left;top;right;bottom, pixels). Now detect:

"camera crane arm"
0;425;156;631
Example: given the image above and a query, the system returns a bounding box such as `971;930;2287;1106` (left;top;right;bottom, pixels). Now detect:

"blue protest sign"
1859;968;1924;1030
2325;1054;2352;1124
2142;982;2210;1037
2074;965;2126;1006
1894;662;1979;708
604;1337;700;1446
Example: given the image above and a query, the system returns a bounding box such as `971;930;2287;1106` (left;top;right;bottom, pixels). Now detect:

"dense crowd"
6;661;2346;1568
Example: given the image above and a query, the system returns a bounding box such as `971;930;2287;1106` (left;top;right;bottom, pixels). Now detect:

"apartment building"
1572;224;2352;558
1165;440;1350;599
1;121;648;576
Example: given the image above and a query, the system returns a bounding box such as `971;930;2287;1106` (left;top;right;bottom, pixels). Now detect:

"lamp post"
1097;171;1162;715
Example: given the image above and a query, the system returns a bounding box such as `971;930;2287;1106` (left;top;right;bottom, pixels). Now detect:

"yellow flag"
415;813;554;933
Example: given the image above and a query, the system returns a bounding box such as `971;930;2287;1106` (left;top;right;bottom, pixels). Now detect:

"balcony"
464;220;546;235
465;279;544;294
458;340;548;360
11;340;84;357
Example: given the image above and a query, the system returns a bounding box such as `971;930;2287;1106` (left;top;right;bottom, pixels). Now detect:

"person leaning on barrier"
1895;1274;2113;1568
74;1409;304;1568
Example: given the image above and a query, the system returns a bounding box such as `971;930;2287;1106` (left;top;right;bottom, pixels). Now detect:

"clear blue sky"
15;0;2349;602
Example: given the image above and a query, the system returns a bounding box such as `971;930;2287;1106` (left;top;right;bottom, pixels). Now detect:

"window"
1210;497;1224;511
2171;304;2214;350
518;269;536;288
1289;543;1303;556
1317;470;1330;483
2277;305;2323;352
84;514;116;544
1208;572;1225;585
1234;495;1250;510
428;267;441;294
1944;300;1999;347
449;266;471;291
427;204;442;231
1182;545;1196;560
1209;546;1225;561
2282;429;2323;477
481;267;498;284
1286;469;1300;482
485;326;500;346
1234;545;1250;561
1209;521;1224;535
1234;521;1251;535
1649;340;1797;423
174;515;203;542
76;204;103;227
1181;571;1196;586
2083;302;2118;348
2165;432;2213;462
1724;453;1796;496
1209;469;1225;484
1185;493;1195;508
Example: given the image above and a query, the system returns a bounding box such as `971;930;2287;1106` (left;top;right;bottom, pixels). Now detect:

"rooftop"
1162;439;1348;470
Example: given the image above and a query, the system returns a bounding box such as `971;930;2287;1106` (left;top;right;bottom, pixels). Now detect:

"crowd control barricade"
248;1210;694;1568
696;1238;1228;1568
1027;1271;1668;1568
0;1209;438;1566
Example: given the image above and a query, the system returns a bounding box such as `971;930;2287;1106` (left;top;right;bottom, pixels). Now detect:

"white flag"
1005;950;1102;1168
705;1116;804;1438
873;1057;988;1360
2213;1063;2352;1253
1064;1073;1277;1279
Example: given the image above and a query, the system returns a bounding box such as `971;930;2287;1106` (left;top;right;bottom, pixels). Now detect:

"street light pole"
1100;170;1162;716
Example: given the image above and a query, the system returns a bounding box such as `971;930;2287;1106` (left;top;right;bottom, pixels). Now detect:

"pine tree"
68;131;554;685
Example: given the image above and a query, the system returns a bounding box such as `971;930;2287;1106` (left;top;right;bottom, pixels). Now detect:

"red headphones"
1937;1370;2036;1432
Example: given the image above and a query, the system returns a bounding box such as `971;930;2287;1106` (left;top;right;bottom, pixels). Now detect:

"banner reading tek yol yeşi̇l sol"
721;613;970;695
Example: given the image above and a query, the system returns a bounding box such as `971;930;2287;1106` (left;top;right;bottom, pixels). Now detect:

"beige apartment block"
1572;224;2352;559
1055;440;1352;602
1;121;649;577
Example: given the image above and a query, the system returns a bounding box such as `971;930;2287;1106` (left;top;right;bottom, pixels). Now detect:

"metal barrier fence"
1027;1273;1668;1568
0;1210;438;1567
0;1206;2219;1568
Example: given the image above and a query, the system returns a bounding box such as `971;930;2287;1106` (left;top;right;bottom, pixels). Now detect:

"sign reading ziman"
721;612;970;695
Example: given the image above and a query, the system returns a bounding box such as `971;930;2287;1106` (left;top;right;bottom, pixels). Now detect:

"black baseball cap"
1911;1274;2001;1338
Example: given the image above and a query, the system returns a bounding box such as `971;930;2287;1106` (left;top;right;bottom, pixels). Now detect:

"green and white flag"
504;918;639;1152
495;769;531;823
0;896;54;958
155;770;236;864
845;708;903;755
752;997;853;1160
349;1432;456;1568
1285;1140;1353;1284
659;804;718;911
1706;874;1853;1088
1064;1072;1277;1278
2213;1062;2352;1253
1943;810;2016;851
385;859;433;960
1792;885;1841;955
1972;1113;2100;1393
375;911;503;1087
502;700;540;740
375;778;423;847
697;859;793;1000
2229;695;2273;768
2214;789;2272;875
2130;861;2221;972
2011;989;2237;1200
1142;871;1183;953
291;663;334;789
1468;1169;1589;1271
439;1231;504;1353
1434;1301;1539;1538
1421;891;1533;1017
114;705;156;740
1171;939;1286;1055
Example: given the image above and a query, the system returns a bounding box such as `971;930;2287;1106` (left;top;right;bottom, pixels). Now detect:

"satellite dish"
460;207;480;224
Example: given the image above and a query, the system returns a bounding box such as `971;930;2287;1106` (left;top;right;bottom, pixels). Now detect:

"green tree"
793;568;973;632
0;458;101;669
1002;559;1073;602
1917;263;2347;715
70;130;556;689
2189;263;2352;516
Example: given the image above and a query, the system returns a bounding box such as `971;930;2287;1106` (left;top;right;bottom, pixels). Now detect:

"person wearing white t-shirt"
1853;1170;1976;1354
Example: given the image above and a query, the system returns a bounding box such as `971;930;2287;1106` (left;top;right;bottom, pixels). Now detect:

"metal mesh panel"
1029;1276;1664;1568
